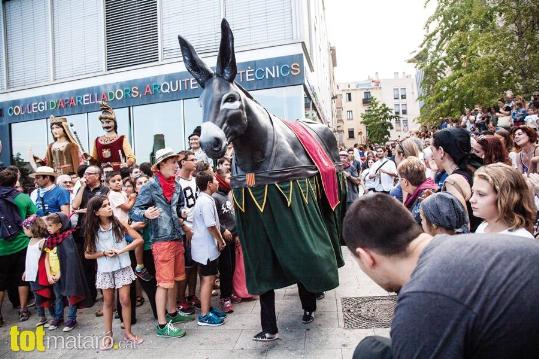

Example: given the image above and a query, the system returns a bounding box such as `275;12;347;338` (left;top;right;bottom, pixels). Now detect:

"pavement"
0;249;392;359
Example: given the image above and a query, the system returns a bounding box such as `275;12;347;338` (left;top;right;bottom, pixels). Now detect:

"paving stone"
305;328;374;350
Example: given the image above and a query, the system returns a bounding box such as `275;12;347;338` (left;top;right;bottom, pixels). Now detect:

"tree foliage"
361;98;397;144
412;0;539;126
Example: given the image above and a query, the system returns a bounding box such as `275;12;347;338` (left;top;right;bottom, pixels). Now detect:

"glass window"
401;104;408;115
47;113;89;155
363;91;371;99
11;119;48;164
394;104;401;115
183;98;203;149
402;119;409;132
88;107;131;154
393;88;399;100
347;128;355;139
251;85;304;121
347;110;353;120
394;118;401;131
346;92;352;102
133;101;183;164
401;88;407;99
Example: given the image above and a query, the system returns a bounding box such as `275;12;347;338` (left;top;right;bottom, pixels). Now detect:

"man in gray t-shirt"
342;193;539;359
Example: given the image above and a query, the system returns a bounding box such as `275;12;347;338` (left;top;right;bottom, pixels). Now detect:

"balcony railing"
362;98;372;105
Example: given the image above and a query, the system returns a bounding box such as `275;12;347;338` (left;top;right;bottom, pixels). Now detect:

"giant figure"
30;115;82;175
89;101;136;170
179;19;346;341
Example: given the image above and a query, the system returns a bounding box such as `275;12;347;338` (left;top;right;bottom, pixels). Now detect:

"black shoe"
135;267;154;282
316;292;325;300
302;311;315;324
252;331;279;342
0;314;3;327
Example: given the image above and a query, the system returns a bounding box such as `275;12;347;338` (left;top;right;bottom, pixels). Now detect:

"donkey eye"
224;95;236;103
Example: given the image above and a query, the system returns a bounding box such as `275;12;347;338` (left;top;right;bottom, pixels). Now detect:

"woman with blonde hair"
390;138;422;202
470;163;536;238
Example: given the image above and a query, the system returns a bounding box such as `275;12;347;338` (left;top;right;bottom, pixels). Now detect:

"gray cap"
420;192;467;231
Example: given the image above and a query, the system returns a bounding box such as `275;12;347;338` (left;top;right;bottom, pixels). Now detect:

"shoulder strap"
374;159;389;175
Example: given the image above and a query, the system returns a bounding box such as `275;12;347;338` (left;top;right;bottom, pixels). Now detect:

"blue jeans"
35;293;55;318
53;283;77;321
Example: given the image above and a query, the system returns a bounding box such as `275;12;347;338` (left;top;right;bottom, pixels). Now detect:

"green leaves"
361;98;397;145
413;0;539;126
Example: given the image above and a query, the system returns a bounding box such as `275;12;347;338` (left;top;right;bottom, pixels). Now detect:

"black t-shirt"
392;234;539;358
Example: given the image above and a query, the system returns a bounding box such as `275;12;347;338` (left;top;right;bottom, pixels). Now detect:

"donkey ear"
178;35;214;88
216;18;237;82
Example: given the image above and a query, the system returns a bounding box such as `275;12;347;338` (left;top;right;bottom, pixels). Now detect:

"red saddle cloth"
283;120;340;210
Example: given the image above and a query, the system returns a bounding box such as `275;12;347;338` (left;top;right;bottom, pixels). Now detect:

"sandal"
135;296;144;307
123;334;144;345
101;331;114;351
19;308;30;322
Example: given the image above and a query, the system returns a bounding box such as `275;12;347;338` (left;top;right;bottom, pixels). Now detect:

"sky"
325;0;434;83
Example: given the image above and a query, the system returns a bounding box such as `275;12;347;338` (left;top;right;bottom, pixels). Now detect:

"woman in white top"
470;163;536;239
361;159;377;193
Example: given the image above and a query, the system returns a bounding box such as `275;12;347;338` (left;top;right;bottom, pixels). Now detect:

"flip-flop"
135;296;144;307
123;335;144;345
101;331;114;351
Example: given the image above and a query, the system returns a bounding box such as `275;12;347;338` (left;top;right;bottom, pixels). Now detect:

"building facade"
0;0;335;166
338;72;420;148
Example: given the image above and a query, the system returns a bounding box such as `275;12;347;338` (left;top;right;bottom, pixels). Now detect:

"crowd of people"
341;89;539;239
339;89;539;358
2;88;539;356
0;126;255;349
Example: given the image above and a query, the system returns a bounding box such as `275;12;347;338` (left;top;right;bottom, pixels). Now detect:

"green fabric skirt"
233;173;346;295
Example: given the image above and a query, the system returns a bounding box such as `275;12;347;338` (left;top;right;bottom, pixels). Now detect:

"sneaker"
252;331;279;342
220;298;234;314
135;267;153;282
187;295;201;309
19;308;30;322
166;311;195;324
302;311;315;324
155;321;186;338
230;294;242;304
210;306;227;319
48;319;63;330
63;319;77;332
197;312;224;327
35;317;48;327
177;301;195;315
316;292;325;300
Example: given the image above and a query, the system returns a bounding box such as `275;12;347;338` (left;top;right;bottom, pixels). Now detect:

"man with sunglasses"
72;165;109;305
176;150;199;315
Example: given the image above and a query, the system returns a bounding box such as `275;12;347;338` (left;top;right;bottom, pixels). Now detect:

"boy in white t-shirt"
107;172;152;282
192;170;226;326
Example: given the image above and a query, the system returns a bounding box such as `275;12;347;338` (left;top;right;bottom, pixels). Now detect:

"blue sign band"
1;54;304;123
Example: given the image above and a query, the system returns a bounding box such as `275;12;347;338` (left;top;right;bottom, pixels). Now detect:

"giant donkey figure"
178;19;346;341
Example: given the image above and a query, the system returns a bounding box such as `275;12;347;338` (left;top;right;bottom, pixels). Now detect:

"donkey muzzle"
200;122;228;160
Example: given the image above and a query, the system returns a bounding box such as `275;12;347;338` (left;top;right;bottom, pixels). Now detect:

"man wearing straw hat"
131;148;195;338
29;166;70;217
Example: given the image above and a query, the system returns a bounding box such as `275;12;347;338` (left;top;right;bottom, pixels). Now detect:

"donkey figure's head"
178;19;247;160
